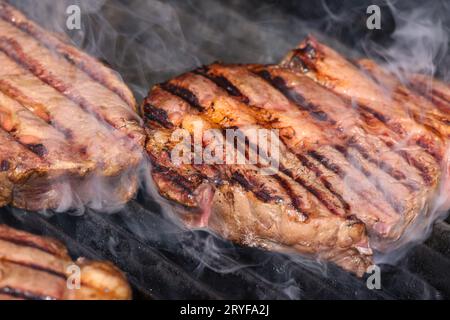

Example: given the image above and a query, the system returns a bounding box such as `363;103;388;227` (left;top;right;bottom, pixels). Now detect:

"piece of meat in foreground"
0;225;131;300
0;1;145;211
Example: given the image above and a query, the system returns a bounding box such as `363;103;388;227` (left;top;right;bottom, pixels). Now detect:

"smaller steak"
0;225;131;300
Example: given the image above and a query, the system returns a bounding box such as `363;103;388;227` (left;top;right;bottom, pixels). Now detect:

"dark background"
10;0;450;101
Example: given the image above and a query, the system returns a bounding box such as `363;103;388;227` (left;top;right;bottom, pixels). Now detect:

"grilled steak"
142;37;449;274
142;71;373;275
0;1;145;211
0;224;131;300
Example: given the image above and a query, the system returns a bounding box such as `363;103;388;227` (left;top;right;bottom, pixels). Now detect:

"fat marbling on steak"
0;1;145;211
0;224;131;300
142;37;449;274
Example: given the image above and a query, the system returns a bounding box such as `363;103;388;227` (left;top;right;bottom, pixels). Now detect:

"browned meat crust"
407;73;450;114
0;1;145;210
142;75;373;275
0;225;131;300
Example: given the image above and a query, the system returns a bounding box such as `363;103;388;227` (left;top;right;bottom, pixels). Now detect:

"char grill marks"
0;52;136;176
356;59;450;138
0;2;146;210
0;17;144;146
0;225;71;300
160;73;341;213
281;37;442;179
146;134;214;210
407;74;450;113
0;1;136;110
0;225;132;300
0;89;86;172
201;64;425;239
156;73;351;218
252;66;424;191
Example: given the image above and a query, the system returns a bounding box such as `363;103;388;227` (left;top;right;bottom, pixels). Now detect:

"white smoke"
362;0;449;78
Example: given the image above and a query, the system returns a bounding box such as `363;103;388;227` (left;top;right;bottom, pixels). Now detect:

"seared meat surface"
143;37;449;274
0;225;131;300
408;73;450;114
144;92;371;275
0;1;145;211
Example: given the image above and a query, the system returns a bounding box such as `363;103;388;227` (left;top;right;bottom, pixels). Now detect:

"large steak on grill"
142;38;449;274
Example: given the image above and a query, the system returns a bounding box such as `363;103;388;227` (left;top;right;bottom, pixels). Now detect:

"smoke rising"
6;0;450;298
361;0;449;78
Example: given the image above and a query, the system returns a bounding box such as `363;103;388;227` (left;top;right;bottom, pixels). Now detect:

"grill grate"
1;193;449;300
